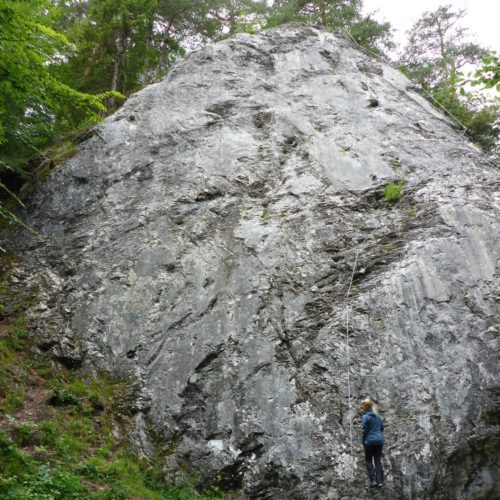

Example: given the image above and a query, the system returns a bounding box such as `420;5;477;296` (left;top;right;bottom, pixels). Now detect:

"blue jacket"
362;410;384;446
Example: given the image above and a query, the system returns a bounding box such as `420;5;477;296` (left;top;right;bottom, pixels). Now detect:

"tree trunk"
84;45;99;78
109;34;124;108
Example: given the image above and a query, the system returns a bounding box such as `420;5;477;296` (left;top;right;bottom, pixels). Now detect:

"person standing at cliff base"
360;398;384;488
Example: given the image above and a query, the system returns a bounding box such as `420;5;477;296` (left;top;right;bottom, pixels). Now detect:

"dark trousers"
364;444;383;485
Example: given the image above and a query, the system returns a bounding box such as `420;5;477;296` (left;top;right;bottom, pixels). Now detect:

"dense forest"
0;1;498;224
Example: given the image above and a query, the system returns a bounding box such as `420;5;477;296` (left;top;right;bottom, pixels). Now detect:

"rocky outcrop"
3;24;499;498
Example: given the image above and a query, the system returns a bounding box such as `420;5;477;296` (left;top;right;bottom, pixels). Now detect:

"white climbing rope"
344;246;361;475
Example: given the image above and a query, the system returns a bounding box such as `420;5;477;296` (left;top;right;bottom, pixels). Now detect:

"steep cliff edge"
3;24;499;498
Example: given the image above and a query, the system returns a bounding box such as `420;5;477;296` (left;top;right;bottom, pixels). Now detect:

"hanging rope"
344;246;361;474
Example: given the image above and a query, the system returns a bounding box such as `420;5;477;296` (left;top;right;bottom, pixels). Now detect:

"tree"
399;4;485;89
266;0;393;54
463;51;500;92
399;4;498;154
205;0;269;38
51;0;165;95
0;0;112;169
268;0;361;29
0;0;117;224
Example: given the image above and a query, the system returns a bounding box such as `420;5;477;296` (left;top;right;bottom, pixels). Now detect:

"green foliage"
266;0;394;54
52;0;160;95
25;466;86;498
5;316;29;351
48;389;81;409
432;85;499;152
0;1;110;165
267;0;361;29
0;428;31;476
461;51;500;92
399;4;498;155
2;388;25;413
14;422;39;447
383;181;404;203
50;0;272;97
348;14;394;55
399;4;485;87
0;0;123;226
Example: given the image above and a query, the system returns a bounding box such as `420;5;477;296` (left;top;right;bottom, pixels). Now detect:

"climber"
360;398;384;488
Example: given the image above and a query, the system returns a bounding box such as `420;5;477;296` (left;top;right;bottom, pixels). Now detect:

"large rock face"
4;24;499;498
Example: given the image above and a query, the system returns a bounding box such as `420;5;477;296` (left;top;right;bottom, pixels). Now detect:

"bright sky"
362;0;500;53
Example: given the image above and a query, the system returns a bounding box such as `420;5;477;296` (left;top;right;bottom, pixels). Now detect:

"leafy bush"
39;421;59;447
74;457;118;482
24;465;85;498
0;429;30;474
48;389;81;408
383;181;405;202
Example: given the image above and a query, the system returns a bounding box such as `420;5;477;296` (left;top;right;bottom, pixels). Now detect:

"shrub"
24;465;85;498
74;457;118;482
39;421;59;447
0;429;31;475
383;181;405;202
48;389;81;408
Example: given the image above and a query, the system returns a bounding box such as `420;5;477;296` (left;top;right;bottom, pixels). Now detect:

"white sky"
362;0;500;53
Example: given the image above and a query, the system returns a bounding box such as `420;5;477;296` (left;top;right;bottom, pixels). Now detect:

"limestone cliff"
3;24;499;499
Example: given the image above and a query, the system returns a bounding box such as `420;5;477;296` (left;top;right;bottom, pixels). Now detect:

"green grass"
5;316;29;351
2;388;25;413
383;180;405;203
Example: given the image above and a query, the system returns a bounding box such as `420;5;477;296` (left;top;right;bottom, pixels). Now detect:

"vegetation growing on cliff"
383;181;404;203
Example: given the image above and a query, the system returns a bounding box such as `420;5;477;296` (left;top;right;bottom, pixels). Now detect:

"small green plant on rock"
383;181;405;203
398;411;415;421
261;206;270;225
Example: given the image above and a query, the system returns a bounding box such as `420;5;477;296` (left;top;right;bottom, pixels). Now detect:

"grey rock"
3;24;499;499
